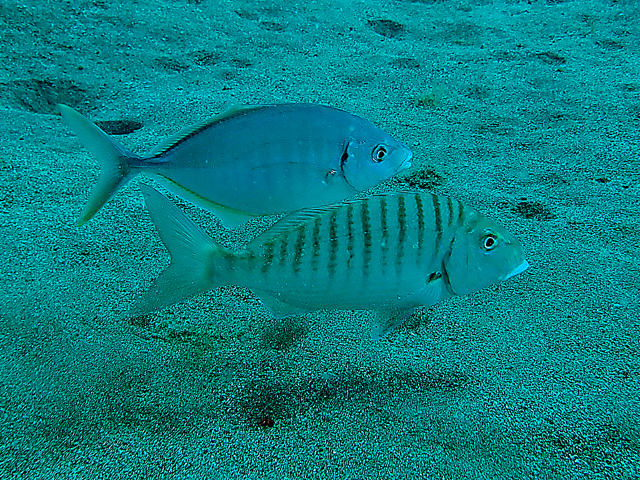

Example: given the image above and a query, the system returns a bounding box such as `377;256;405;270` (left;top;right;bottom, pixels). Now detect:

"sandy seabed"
1;0;639;479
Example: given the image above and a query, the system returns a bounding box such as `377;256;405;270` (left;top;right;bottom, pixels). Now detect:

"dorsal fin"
248;204;341;248
247;191;422;247
150;105;265;156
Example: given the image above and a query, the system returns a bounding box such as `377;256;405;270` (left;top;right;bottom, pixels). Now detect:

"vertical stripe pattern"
347;203;354;267
396;195;406;273
432;194;443;259
243;192;469;307
293;225;305;273
361;199;372;277
415;193;425;256
328;210;338;277
380;196;388;268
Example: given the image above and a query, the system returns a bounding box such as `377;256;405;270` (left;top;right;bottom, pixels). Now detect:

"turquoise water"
1;0;639;478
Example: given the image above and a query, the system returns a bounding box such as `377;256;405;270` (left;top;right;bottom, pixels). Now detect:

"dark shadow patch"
413;87;446;107
309;369;473;407
0;78;91;114
13;368;216;472
191;50;221;66
389;165;446;190
465;85;491;100
230;58;253;68
620;83;639;92
111;399;199;436
511;140;539;152
218;70;239;81
399;307;433;333
154;56;190;72
532;51;566;64
146;323;225;352
260;21;285;32
512;199;555;220
596;39;624;50
612;222;639;238
0;186;15;210
441;21;483;47
258;415;275;428
260;317;308;351
240;380;302;427
95;119;143;135
533;422;640;474
477;109;526;133
235;9;257;20
539;172;569;185
368;19;405;38
128;314;152;328
475;121;513;136
389;57;421;69
235;367;473;428
492;50;522;62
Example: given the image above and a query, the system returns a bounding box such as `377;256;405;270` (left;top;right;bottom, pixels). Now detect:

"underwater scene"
1;0;639;478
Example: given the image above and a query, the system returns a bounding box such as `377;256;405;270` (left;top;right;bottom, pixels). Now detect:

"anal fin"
253;290;310;319
148;174;257;228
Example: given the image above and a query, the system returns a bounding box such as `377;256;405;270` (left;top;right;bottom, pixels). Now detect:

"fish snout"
504;260;529;280
396;151;413;173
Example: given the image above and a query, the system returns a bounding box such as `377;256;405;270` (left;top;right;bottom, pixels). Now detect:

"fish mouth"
504;260;529;280
396;152;413;173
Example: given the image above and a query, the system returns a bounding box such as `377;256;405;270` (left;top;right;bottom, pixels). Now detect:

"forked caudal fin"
58;104;141;225
130;184;227;316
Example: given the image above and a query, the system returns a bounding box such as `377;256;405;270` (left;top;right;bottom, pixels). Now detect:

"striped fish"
134;186;528;339
58;103;412;227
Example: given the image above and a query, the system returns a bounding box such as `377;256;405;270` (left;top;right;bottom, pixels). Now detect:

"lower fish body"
133;186;528;339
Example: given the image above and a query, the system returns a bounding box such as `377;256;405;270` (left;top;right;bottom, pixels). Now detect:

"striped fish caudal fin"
130;184;226;316
57;104;141;226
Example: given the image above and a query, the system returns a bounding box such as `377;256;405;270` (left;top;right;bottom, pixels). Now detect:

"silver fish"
58;103;412;227
134;186;528;339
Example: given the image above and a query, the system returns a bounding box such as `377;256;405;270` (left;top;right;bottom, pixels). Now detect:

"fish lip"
396;151;413;173
505;260;529;280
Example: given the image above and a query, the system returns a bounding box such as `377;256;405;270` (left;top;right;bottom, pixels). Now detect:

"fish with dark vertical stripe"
134;186;529;339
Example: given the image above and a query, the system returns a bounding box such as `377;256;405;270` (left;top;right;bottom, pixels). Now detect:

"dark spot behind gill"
339;141;357;191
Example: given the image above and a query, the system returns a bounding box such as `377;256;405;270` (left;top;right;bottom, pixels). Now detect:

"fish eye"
481;233;498;251
372;144;387;163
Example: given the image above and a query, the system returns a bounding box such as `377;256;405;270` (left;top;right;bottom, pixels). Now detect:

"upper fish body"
135;186;529;338
58;103;412;227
